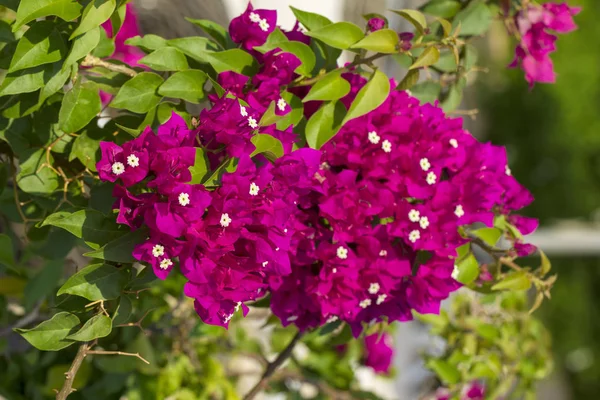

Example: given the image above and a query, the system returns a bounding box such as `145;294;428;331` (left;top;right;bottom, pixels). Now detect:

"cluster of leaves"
0;0;555;399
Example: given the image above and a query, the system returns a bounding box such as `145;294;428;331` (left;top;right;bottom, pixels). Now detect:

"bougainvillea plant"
0;0;578;399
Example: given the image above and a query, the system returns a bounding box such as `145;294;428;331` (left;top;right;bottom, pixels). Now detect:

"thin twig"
87;350;150;364
55;343;90;400
80;54;138;77
243;331;303;400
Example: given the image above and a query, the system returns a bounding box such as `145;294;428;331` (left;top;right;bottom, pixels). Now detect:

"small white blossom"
336;246;348;259
382;139;392;153
368;131;380;144
277;98;287;111
449;138;458;148
454;204;465;218
159;258;173;270
249;182;260;196
240;105;248;117
259;18;270;31
332;268;338;273
248;116;258;129
359;299;372;309
287;315;298;322
235;301;242;312
505;165;512;176
452;264;460;280
262;261;269;267
419;158;431;171
178;192;190;206
326;315;338;323
127;154;139;168
405;89;412;96
376;294;388;305
220;213;232;227
426;171;437;185
379;249;387;257
111;162;125;175
224;313;234;323
368;282;380;295
249;12;261;22
151;244;164;258
419;216;430;229
408;209;420;223
409;230;420;243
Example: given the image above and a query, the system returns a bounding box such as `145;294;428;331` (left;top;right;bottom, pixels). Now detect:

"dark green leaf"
203;158;237;187
306;100;346;149
9;21;66;72
16;148;60;194
452;0;493;36
1;91;42;118
41;209;124;248
0;62;61;96
250;134;284;160
70;0;116;39
184;18;233;49
59;80;101;133
24;259;64;310
343;69;389;124
15;312;79;351
84;229;147;263
40;63;72;104
125;34;167;52
139;47;189;71
410;46;440;70
350;29;399;53
14;0;82;31
110;72;163;113
434;51;458;72
463;44;478;70
0;163;7;196
67;314;112;341
57;263;129;301
109;2;127;37
0;233;16;270
319;320;342;335
65;27;101;66
492;271;532;291
395;69;420;90
289;6;333;31
203;49;258;76
112;295;132;325
421;0;461;18
304;22;364;50
392;9;428;34
410;81;441;104
158;69;207;104
166;36;218;60
303;71;350;102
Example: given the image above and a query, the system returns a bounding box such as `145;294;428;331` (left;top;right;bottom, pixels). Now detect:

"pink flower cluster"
434;382;485;400
97;3;536;332
510;2;580;87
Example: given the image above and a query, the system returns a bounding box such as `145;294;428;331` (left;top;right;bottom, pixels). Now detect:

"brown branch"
80;54;138;77
243;331;304;400
87;350;150;364
55;343;89;400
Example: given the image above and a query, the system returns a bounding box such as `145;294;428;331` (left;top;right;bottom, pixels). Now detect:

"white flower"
449;138;458;148
379;249;387;257
235;301;242;312
178;192;190;206
452;264;460;280
420;158;431;171
454;204;465;218
224;313;234;323
368;131;380;144
359;299;372;309
505;165;512;176
249;182;260;196
111;162;125;175
240;105;248;117
220;213;232;227
287;315;298;322
419;216;429;229
159;258;173;270
277;98;287;112
405;89;412;96
326;315;338;323
408;230;420;243
368;282;380;295
127;154;139;168
426;171;437;185
382;139;392;153
336;246;348;259
249;12;261;22
332;268;337;273
259;18;270;31
408;209;420;223
262;261;269;267
248;116;258;129
151;244;165;258
376;294;387;305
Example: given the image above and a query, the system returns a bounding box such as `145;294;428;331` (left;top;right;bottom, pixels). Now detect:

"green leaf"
110;72;164;113
539;249;551;276
57;263;129;301
427;359;460;384
441;81;464;112
42;209;124;248
69;130;101;171
0;163;7;197
0;233;16;270
70;0;116;39
59;80;101;133
258;101;282;127
125;34;167;52
306;100;346;149
166;36;218;60
184;18;233;49
203;158;237;187
410;46;440;70
410;81;441;104
421;0;461;18
454;253;479;284
343;69;389;124
91;27;115;58
16;148;60;194
14;0;82;31
250;134;284;160
434;51;458;73
351;29;399;53
1;91;42;118
452;0;493;37
9;21;66;72
276;91;303;131
463;44;479;70
15;312;79;351
392;9;428;34
276;42;315;77
305;22;364;50
303;71;350;102
64;27;101;67
395;69;420;91
471;227;502;247
39;63;72;104
84;229;147;263
492;271;532;291
109;1;127;37
158;70;207;104
319;320;342;335
67;314;112;341
254;28;289;53
113;295;132;325
289;6;333;31
24;260;64;310
203;49;258;76
139;47;189;71
0;62;60;96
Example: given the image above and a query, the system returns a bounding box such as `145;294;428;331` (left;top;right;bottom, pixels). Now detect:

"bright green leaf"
0;62;61;96
455;253;479;284
110;72;164;113
166;36;218;60
276;91;303;131
125;34;167;52
57;263;129;301
14;0;82;31
64;27;101;66
472;227;502;247
343;69;389;124
9;21;66;72
42;209;125;248
303;71;350;102
67;314;112;341
203;49;258;76
139;47;189;71
158;69;207;104
351;29;399;53
39;63;72;103
410;46;440;70
304;22;364;50
109;2;127;37
258;101;282;127
306;101;346;149
69;130;100;171
70;0;116;39
289;6;333;31
276;42;315;76
427;359;461;384
539;249;551;276
187;147;209;184
91;27;115;58
492;271;532;291
254;28;289;53
15;312;79;351
16;148;60;194
392;9;428;34
59;80;101;133
84;229;147;263
250;134;284;160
